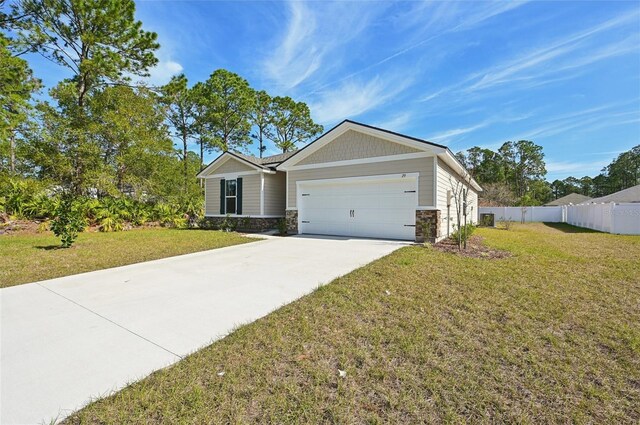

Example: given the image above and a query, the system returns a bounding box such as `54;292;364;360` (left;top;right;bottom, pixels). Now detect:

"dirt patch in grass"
0;218;44;235
432;234;512;259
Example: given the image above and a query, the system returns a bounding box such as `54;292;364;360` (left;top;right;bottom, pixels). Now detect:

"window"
225;179;237;214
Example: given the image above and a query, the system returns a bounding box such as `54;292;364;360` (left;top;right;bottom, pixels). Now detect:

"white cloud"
546;160;609;175
309;1;529;96
147;59;184;86
309;75;413;124
428;122;491;143
373;112;413;132
463;11;640;93
263;1;377;91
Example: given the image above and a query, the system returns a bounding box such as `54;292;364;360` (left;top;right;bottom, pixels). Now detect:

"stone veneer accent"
201;216;282;233
285;209;298;234
415;209;441;243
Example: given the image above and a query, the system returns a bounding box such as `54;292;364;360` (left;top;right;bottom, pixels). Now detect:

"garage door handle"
302;220;310;223
404;190;416;193
404;224;416;227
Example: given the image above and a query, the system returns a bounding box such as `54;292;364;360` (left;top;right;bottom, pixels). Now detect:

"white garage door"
297;173;418;240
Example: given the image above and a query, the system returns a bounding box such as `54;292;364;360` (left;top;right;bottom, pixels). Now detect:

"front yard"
0;229;254;288
65;223;640;423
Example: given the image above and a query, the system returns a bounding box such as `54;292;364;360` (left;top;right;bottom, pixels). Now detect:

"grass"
0;228;254;288
65;223;640;423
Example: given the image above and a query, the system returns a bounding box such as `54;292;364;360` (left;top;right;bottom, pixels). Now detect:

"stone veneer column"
415;209;441;243
285;209;298;234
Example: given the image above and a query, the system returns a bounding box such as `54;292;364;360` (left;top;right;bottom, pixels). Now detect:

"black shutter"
236;177;243;215
219;179;226;214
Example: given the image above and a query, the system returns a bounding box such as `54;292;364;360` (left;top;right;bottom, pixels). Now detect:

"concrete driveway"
0;235;408;424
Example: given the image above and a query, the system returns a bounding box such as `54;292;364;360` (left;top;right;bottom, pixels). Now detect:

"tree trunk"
9;131;15;174
182;128;188;190
200;140;204;167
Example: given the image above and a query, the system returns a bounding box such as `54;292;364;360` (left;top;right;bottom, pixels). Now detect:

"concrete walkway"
1;235;408;424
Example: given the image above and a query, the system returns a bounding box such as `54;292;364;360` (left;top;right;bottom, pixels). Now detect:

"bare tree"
449;172;476;250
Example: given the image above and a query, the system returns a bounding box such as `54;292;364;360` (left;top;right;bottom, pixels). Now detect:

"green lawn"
0;228;254;288
62;223;640;423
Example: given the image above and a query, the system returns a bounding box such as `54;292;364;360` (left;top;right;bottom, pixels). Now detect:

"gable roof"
277;119;482;191
196;151;295;178
545;193;592;206
588;184;640;203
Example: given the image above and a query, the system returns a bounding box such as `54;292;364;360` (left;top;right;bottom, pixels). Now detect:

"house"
196;120;482;242
587;184;640;204
544;193;592;206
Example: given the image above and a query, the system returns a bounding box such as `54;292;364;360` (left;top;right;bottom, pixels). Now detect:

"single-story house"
545;193;592;206
197;120;482;242
587;184;640;204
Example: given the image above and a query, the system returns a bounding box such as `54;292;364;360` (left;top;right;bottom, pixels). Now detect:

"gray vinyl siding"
288;157;435;208
205;174;261;216
264;172;286;216
436;158;479;236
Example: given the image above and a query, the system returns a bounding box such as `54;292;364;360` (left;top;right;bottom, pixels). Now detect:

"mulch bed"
432;235;511;259
0;218;44;235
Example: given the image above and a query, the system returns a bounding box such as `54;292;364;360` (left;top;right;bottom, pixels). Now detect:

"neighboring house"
197;120;482;242
545;193;592;206
587;184;640;204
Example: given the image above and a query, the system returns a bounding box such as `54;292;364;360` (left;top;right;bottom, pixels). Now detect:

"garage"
297;173;418;240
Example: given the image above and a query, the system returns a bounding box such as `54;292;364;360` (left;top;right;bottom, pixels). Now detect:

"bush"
50;196;86;248
277;218;287;236
219;214;237;232
451;223;476;245
498;216;513;230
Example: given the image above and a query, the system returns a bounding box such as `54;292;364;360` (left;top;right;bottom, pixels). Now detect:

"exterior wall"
204;178;221;216
201;216;281;232
263;171;286;216
204;173;261;216
288;157;435;208
208;157;255;175
436;158;479;237
297;130;421;165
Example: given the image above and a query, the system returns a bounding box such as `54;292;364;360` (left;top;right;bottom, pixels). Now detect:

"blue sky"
22;1;640;180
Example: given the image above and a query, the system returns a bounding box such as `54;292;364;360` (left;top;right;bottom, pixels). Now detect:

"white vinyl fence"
479;206;565;223
479;203;640;235
566;203;640;235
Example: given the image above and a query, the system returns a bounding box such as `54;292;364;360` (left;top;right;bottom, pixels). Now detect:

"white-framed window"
225;179;237;214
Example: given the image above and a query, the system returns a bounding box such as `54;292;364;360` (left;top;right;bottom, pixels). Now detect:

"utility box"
479;213;495;227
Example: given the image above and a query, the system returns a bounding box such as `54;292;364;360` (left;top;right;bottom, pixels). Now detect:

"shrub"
240;216;251;231
421;218;434;245
498;216;513;231
220;214;236;232
451;223;476;245
277;218;287;236
50;196;86;248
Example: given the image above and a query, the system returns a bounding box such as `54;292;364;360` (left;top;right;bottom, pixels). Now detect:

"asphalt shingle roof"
229;151;296;168
589;184;640;203
545;193;592;206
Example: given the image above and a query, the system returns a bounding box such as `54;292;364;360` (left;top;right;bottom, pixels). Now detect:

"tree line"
0;0;323;206
456;142;639;206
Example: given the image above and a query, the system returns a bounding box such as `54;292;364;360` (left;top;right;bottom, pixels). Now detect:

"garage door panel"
298;175;417;241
